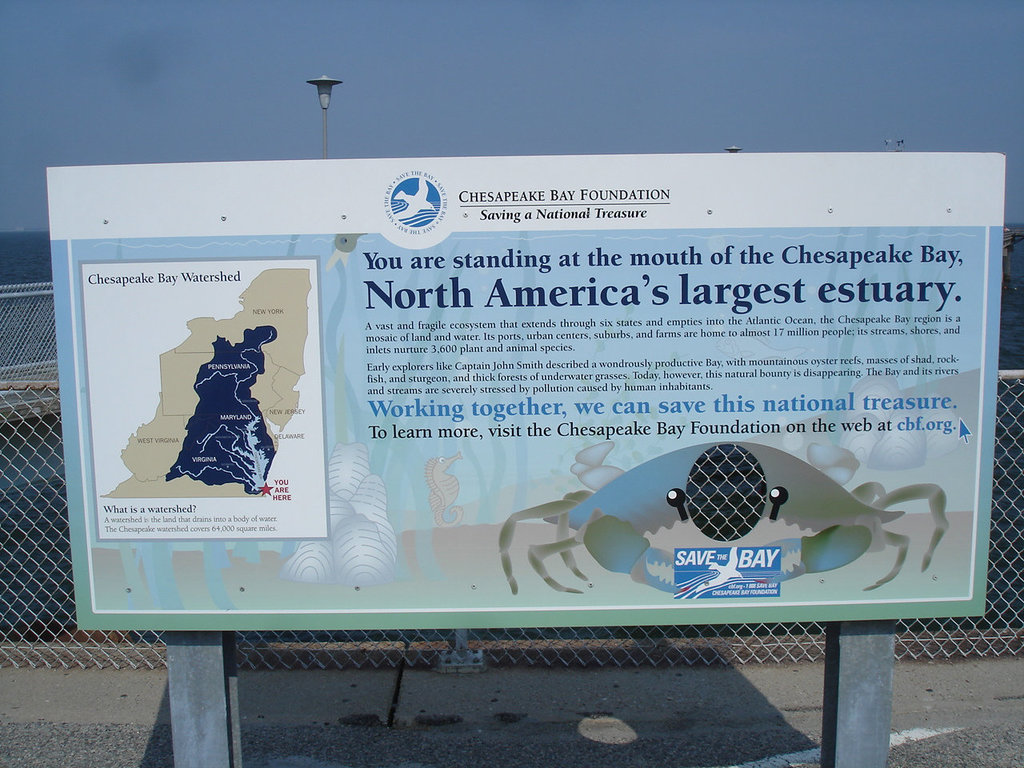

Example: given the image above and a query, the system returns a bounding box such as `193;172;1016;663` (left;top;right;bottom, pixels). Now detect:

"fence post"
437;627;484;672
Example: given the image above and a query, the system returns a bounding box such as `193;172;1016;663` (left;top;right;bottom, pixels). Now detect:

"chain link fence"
2;283;1021;669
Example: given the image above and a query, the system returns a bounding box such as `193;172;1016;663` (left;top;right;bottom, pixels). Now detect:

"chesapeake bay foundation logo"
384;171;447;234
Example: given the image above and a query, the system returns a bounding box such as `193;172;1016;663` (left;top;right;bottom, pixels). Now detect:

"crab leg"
554;505;589;584
865;527;911;591
527;537;588;594
498;493;590;594
852;481;949;571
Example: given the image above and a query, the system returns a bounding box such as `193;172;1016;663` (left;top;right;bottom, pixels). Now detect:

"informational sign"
47;153;1004;630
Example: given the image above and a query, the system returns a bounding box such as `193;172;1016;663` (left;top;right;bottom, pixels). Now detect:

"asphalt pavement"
1;655;1022;767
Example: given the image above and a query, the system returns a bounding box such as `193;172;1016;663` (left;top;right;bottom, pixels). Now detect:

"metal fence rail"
0;282;57;383
1;283;1021;669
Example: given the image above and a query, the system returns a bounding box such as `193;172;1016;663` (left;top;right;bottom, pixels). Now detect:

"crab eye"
666;488;688;521
682;443;766;541
768;486;789;520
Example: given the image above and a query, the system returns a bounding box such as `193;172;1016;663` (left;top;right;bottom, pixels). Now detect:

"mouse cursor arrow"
958;419;972;444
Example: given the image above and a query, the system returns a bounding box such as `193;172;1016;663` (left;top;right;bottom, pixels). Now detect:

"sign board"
47;153;1005;630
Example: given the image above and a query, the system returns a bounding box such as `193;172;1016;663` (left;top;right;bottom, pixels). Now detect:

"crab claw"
773;538;806;582
581;514;649;574
630;547;677;593
772;525;874;582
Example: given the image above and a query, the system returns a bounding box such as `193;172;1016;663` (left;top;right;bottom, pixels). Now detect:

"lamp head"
307;75;342;109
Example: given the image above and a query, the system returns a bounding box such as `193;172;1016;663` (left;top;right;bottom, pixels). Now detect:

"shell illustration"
281;540;333;583
280;442;397;586
807;442;860;486
842;376;927;470
571;440;624;491
426;451;463;526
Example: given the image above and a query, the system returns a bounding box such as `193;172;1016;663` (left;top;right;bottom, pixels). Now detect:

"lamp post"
307;75;342;159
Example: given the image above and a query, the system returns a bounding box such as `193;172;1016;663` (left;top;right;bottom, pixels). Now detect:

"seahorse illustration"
426;451;463;526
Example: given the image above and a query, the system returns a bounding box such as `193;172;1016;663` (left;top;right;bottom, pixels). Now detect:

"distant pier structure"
1006;227;1024;286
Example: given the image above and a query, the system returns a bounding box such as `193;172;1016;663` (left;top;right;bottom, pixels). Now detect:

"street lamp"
307;75;342;159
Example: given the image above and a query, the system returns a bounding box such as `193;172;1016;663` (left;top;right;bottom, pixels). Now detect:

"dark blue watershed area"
166;326;278;495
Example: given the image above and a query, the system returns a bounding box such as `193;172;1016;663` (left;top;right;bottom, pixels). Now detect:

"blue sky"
2;0;1022;230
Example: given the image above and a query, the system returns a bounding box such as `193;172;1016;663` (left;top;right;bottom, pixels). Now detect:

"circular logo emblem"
384;172;447;233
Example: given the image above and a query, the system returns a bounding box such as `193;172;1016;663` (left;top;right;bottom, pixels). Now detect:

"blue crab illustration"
499;442;948;594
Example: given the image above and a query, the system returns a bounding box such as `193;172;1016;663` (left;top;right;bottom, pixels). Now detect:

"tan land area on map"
107;267;311;498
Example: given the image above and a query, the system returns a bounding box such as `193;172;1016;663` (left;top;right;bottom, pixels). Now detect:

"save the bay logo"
384;171;447;234
674;546;782;599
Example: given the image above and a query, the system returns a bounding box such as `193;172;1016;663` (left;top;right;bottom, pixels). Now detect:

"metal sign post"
820;620;897;768
166;631;241;768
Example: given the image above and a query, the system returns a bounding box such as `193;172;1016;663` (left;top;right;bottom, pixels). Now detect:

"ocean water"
2;230;1024;368
0;231;52;284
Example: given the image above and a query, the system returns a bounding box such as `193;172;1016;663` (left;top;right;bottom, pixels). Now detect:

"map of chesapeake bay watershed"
165;326;278;494
108;268;311;499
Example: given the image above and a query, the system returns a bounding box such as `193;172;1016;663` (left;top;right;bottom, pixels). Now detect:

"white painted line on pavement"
719;726;962;768
720;746;821;768
888;726;959;747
